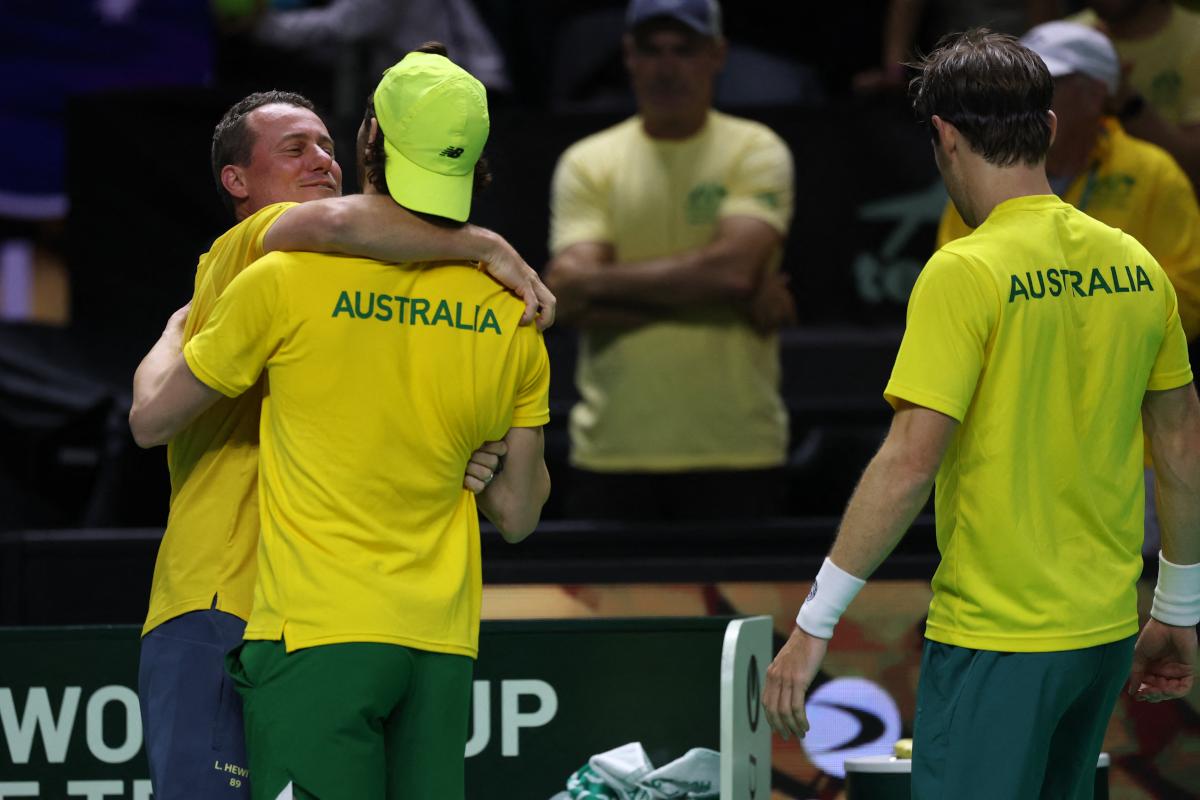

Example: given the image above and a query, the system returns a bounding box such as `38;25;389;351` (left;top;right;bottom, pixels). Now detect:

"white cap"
1020;21;1120;96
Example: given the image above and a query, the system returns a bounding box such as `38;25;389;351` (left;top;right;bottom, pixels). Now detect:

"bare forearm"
267;195;501;263
131;334;183;421
477;461;550;543
828;444;937;578
883;0;925;65
129;353;221;448
1146;385;1200;565
589;248;758;308
1155;444;1200;565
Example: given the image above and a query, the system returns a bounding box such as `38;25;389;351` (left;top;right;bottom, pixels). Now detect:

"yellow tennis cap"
374;52;489;223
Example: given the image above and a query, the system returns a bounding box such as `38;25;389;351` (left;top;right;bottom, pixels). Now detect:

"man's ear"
1047;109;1058;148
366;117;380;150
931;114;956;152
220;164;250;200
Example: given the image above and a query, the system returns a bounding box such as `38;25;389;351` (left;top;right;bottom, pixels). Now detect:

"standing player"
130;48;550;798
762;29;1200;798
132;86;552;798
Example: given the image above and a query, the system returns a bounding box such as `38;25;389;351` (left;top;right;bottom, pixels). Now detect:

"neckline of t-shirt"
639;112;714;148
988;193;1064;219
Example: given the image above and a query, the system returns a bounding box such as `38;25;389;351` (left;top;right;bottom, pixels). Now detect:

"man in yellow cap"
129;45;551;799
131;82;552;798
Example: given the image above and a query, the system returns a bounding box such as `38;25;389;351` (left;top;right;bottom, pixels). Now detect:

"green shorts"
226;639;473;800
912;636;1133;800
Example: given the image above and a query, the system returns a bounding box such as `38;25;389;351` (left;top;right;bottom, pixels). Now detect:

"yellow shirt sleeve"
1148;272;1195;391
548;145;611;254
719;128;794;234
184;254;290;398
884;251;998;421
511;329;551;428
184;202;297;342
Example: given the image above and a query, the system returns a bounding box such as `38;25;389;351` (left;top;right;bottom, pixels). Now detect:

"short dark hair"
361;42;492;226
909;28;1053;167
211;90;317;213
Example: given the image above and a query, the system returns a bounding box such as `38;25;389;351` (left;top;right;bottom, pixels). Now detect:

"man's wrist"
795;557;866;639
464;224;499;266
1150;551;1200;627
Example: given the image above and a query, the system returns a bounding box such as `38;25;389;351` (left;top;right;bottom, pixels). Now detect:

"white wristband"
1151;551;1200;628
796;557;866;639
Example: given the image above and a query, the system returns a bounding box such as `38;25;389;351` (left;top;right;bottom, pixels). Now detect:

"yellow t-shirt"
549;110;793;471
887;194;1193;652
142;202;296;635
1071;5;1200;125
938;119;1200;340
184;252;550;657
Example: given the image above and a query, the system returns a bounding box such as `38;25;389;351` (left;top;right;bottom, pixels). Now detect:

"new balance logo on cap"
440;146;465;158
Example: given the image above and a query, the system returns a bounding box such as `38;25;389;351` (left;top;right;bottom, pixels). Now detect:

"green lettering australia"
1008;265;1153;303
331;291;502;334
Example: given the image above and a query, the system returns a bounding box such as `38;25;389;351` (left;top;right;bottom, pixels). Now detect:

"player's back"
194;251;549;657
918;194;1189;651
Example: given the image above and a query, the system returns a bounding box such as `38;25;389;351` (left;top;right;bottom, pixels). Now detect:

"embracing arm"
265;195;555;329
474;426;550;544
130;302;221;447
128;349;222;448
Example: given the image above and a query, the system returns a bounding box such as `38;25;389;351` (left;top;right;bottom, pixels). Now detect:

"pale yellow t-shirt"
938;119;1200;339
549;110;794;471
1071;5;1200;125
888;195;1192;652
142;202;296;635
185;253;550;657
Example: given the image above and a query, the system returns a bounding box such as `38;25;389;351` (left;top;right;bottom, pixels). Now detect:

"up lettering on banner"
464;679;558;758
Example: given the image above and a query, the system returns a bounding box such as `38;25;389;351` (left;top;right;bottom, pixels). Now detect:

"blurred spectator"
1069;1;1200;192
936;20;1200;557
0;0;213;324
543;0;825;113
544;0;797;521
853;0;1064;93
250;0;510;93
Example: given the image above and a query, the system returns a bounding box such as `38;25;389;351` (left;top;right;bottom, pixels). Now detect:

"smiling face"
223;103;343;218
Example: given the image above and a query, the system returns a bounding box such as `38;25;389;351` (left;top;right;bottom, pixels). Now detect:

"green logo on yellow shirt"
1084;173;1135;211
686;182;727;225
331;290;503;334
1008;265;1154;303
1148;70;1181;111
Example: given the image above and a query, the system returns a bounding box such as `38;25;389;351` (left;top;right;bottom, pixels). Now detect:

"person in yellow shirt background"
1071;0;1200;192
544;0;798;521
130;45;551;799
763;28;1200;799
130;81;554;798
